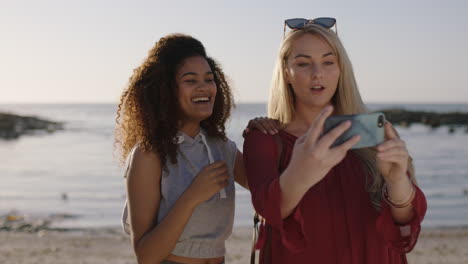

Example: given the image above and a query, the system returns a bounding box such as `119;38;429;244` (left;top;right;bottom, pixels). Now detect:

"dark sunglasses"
283;17;337;37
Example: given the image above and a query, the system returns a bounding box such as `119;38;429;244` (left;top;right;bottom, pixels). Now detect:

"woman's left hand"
376;122;409;184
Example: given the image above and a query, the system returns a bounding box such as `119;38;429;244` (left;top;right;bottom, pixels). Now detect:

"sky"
0;0;467;104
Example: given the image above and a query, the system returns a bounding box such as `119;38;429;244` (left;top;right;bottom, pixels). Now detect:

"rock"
0;112;64;139
6;214;24;221
399;121;410;127
379;109;468;128
1;211;53;232
37;230;47;237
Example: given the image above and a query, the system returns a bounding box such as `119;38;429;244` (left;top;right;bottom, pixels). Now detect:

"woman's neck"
287;102;332;136
179;121;201;138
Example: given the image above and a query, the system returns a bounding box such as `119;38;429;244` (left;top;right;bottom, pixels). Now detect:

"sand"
1;226;467;264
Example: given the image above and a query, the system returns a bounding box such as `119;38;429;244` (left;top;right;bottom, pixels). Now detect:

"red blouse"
243;130;427;264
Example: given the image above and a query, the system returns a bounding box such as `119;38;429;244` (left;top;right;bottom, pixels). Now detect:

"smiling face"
284;33;340;111
176;56;217;123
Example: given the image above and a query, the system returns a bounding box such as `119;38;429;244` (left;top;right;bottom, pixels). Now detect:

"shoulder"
210;136;236;146
205;134;236;149
131;145;160;165
243;129;280;159
126;145;162;181
209;136;238;160
243;128;276;146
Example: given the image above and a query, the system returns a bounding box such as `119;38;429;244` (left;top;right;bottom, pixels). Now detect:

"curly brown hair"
114;33;234;168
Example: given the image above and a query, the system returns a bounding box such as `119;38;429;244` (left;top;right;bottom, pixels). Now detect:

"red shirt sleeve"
376;183;427;253
243;130;307;252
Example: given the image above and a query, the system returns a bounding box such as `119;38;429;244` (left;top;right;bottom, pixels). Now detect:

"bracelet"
382;182;415;208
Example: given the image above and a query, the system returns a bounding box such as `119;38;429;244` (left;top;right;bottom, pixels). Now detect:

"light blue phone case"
323;112;386;149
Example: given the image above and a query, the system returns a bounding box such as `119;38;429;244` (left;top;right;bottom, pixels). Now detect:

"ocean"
0;103;467;229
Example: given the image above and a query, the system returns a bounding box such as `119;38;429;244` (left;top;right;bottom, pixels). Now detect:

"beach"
1;226;467;264
1;103;468;263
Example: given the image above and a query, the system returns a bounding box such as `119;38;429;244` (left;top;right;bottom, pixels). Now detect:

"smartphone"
323;112;386;149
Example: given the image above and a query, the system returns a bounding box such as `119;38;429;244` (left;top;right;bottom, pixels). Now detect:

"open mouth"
310;85;325;92
191;96;211;104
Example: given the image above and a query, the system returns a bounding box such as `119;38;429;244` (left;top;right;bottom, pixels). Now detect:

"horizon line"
1;101;468;105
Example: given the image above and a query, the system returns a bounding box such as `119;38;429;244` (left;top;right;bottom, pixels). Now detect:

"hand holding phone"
323;112;386;149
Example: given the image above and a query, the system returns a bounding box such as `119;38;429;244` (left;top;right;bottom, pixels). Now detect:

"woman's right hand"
243;117;281;136
287;106;361;186
185;161;229;206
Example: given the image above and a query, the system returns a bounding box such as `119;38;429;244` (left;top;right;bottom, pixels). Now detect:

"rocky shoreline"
1;108;466;140
380;108;468;129
0;112;63;139
0;211;81;233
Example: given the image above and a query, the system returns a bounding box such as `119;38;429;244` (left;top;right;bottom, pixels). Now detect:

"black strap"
274;134;283;170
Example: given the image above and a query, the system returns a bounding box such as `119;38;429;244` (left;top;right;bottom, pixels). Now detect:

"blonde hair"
268;24;416;210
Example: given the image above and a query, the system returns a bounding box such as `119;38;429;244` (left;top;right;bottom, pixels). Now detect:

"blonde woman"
243;18;426;264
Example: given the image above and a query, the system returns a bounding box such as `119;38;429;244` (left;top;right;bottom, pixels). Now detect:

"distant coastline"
2;102;467;139
0;112;63;139
0;101;468;105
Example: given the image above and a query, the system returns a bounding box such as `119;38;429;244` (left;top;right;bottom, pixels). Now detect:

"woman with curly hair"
115;33;249;264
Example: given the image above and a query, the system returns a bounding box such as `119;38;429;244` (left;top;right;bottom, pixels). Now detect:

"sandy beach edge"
1;226;467;264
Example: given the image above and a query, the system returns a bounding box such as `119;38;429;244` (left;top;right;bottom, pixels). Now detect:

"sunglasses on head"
283;17;337;37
